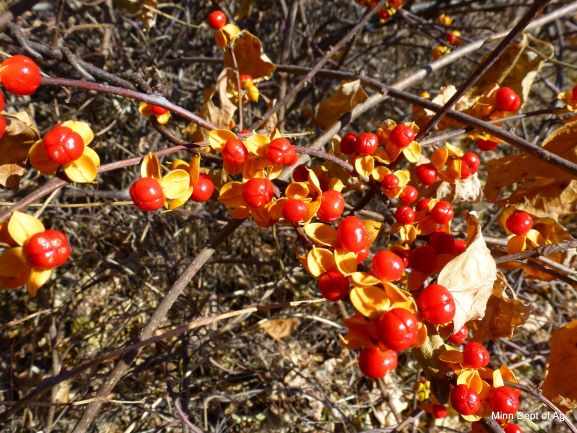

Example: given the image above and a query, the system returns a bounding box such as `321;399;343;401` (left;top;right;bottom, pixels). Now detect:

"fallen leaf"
260;318;300;340
438;212;497;332
436;174;482;203
315;80;368;130
542;320;577;412
468;273;531;340
0;112;39;189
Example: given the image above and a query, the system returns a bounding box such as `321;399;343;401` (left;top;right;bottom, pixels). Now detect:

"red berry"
356;247;370;263
372;250;405;282
432;404;447;419
239;74;253;83
495;87;521;112
504;424;523;433
130;177;165;211
207;10;227;29
222;138;248;166
0;115;5;139
572;84;577;102
453;239;467;254
242;178;274;208
355;132;379;155
416;164;438;185
25;230;71;269
0;89;4;110
318;268;349;301
381;173;399;190
340;132;358;155
337;216;369;252
390;124;416;148
477;139;498;151
43;124;85;165
416;198;431;212
489;386;520;415
417;283;456;325
391;246;410;268
460;162;473;180
506;211;533;236
450;384;481;415
399;185;418;204
395;206;415;225
266;137;298;166
317;190;345;223
429;231;455;254
463;341;490;368
150;104;168;116
409;245;438;274
358;346;397;379
0;55;41;95
376;308;419;351
190;173;214;202
431;201;454;224
292;164;309;182
462;152;480;173
283;198;307;223
446;33;459;45
448;325;469;345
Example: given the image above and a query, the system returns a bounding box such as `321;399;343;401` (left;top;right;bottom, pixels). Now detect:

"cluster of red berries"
25;230;71;269
340;124;416;156
449;343;522;431
355;0;404;21
0;55;42;137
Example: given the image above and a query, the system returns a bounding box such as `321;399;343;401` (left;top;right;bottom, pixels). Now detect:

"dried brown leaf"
260;318;300;340
469;273;531;340
315;80;368;130
438;212;497;332
485;120;577;220
223;31;275;81
0;112;39;190
542;320;577;412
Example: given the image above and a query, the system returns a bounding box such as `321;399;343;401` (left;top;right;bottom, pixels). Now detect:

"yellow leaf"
542;320;577;412
8;211;44;246
305;247;335;277
218;182;245;208
224;30;276;80
0;247;29;277
259;318;300;340
315;80;368;130
28;140;59;175
141;152;161;180
438;212;497;333
27;268;52;297
243;133;270;158
61;120;94;145
160;169;192;199
303;223;337;247
350;285;391;319
335;248;357;276
354;155;374;177
64;154;98;183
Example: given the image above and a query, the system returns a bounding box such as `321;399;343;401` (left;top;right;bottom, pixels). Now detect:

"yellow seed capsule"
438;14;453;26
432;45;451;60
246;84;259;102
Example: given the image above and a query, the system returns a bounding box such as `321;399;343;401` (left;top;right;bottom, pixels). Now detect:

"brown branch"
416;0;553;139
494;239;577;264
40;77;217;131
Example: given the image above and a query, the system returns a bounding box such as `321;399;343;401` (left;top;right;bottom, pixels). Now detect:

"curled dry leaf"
315;80;368;130
542;320;577;412
259;318;300;340
438;212;497;333
468;273;531;340
485;120;577;220
0;112;40;190
436;174;482;203
223;31;276;81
